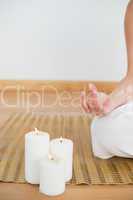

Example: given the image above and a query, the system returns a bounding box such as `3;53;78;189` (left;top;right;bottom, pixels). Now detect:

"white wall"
0;0;129;80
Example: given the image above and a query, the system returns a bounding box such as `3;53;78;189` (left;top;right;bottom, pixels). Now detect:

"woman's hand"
80;77;133;116
80;83;110;116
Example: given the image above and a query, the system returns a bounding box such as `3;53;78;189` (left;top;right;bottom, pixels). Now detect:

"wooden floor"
1;183;133;200
0;91;133;200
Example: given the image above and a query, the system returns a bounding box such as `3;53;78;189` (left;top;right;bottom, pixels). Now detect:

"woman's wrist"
126;69;133;81
123;71;133;84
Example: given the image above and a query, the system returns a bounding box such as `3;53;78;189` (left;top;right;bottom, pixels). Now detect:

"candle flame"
34;128;38;134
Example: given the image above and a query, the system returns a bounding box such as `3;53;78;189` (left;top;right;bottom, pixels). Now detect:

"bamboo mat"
0;112;133;185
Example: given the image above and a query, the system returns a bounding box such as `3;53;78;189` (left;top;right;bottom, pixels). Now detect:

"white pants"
91;102;133;159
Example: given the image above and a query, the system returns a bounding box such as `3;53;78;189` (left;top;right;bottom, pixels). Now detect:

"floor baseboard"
0;80;117;93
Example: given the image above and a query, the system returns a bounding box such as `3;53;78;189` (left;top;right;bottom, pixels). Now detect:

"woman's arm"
125;0;133;77
81;0;133;115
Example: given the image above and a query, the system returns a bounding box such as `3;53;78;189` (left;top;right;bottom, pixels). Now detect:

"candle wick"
48;154;54;160
60;137;63;143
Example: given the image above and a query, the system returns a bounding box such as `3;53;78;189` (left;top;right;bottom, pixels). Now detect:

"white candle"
25;128;49;184
50;137;73;182
39;154;65;196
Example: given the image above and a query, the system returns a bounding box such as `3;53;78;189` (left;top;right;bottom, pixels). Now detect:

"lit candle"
39;154;65;196
50;137;73;182
25;128;49;184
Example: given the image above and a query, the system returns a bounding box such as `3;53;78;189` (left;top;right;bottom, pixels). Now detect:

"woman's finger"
87;84;101;112
87;97;101;114
88;83;98;96
80;92;90;113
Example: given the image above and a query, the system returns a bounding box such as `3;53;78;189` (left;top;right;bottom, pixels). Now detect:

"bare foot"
80;76;133;116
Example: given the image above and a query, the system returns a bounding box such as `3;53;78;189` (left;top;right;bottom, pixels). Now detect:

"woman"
81;0;133;116
81;0;133;159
